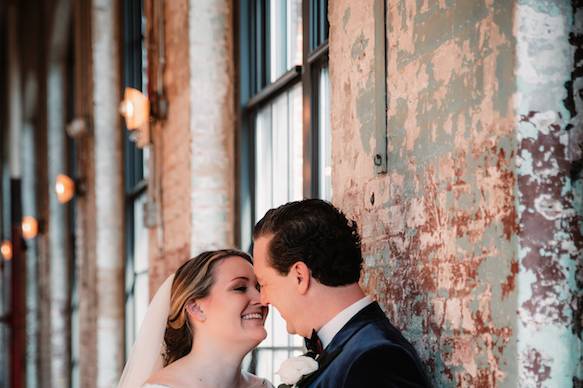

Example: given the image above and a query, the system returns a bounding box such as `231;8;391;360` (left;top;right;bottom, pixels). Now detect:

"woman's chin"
245;327;267;345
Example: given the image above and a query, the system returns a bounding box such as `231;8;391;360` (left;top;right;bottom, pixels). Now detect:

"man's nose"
259;290;269;306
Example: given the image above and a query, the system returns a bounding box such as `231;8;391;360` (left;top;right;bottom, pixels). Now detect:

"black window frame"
235;0;330;379
121;0;148;358
236;0;329;251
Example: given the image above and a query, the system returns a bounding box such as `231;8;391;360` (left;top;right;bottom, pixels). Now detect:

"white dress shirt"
317;296;373;349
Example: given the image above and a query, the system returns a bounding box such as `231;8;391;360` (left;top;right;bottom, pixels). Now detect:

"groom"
253;199;431;387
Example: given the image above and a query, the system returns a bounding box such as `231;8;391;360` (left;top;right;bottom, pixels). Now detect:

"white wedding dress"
141;371;274;387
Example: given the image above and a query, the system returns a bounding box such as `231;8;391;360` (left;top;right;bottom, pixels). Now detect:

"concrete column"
189;0;235;254
91;0;124;386
47;59;70;388
45;0;73;385
22;115;39;388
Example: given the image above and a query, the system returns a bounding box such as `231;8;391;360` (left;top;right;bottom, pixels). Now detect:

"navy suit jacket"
299;302;431;388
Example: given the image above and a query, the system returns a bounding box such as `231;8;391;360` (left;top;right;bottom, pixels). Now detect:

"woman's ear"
292;261;311;295
186;300;206;322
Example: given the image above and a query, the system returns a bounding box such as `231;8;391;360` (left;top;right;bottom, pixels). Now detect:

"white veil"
117;274;175;388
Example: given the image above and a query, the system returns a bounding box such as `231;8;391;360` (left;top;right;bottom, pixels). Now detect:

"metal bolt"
374;154;383;166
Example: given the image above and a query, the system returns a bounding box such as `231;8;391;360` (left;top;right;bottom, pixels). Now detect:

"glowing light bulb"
55;174;75;204
119;87;149;129
1;240;12;261
21;216;39;240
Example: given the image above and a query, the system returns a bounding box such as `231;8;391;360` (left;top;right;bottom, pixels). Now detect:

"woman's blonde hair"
163;249;253;365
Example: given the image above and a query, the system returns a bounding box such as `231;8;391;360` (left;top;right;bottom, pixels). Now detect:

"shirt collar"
317;296;373;349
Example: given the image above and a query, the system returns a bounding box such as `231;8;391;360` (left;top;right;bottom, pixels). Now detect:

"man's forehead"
254;234;274;251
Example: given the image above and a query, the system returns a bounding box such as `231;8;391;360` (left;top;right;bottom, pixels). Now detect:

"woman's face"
195;256;268;347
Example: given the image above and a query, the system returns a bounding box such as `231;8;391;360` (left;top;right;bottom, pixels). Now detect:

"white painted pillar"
91;1;125;386
189;0;235;254
47;58;70;388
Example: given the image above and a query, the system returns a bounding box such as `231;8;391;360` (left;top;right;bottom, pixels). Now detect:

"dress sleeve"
142;384;171;388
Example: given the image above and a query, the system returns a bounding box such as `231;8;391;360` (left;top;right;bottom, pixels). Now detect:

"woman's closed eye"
233;285;248;293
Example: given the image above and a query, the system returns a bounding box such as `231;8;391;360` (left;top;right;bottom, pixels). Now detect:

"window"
237;0;330;384
122;0;150;357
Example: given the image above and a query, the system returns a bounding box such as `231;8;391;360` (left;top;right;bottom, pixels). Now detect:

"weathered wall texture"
149;0;193;289
515;1;582;386
149;0;236;291
329;0;579;386
188;0;235;257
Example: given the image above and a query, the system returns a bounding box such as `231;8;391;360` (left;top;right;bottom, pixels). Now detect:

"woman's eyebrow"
229;276;250;282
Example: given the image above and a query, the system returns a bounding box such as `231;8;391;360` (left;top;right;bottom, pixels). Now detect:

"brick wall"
148;0;193;290
148;0;236;292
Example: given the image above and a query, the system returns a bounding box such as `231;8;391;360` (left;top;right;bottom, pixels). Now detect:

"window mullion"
302;0;315;198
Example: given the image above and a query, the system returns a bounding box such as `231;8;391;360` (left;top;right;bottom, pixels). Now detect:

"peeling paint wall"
330;0;581;386
515;1;583;387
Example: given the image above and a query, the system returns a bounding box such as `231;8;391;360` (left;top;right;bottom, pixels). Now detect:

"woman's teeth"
242;313;263;320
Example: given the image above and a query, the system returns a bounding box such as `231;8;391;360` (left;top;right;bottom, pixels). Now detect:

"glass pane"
125;292;136;356
287;0;303;68
260;306;274;347
255;84;303;223
255;106;273;223
133;194;149;273
269;0;302;82
255;350;274;383
318;66;332;200
270;0;287;82
253;83;305;382
134;273;149;336
310;0;329;51
272;309;289;347
272;92;290;206
289;84;303;200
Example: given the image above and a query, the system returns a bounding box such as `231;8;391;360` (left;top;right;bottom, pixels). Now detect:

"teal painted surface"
515;1;582;386
331;0;581;386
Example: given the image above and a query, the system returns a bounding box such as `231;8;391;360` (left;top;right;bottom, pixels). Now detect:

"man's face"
253;234;303;335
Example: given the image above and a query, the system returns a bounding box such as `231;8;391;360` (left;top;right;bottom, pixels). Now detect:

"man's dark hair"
253;199;362;286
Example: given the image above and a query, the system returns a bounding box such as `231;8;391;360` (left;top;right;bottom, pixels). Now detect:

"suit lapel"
297;302;385;387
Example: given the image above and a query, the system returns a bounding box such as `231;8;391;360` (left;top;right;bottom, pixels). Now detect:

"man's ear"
291;261;311;295
186;300;206;322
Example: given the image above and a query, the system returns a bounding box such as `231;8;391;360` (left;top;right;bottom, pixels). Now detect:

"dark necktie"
304;329;324;357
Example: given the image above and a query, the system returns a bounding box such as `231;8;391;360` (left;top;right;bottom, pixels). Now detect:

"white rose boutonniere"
276;355;319;387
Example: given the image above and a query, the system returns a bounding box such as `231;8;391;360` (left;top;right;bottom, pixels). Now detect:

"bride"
117;249;273;388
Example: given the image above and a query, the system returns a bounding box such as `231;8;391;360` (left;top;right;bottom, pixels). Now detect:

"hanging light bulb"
21;216;39;240
55;174;75;204
0;240;12;261
119;87;150;130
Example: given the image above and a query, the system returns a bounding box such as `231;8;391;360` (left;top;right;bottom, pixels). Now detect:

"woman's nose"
249;286;262;304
